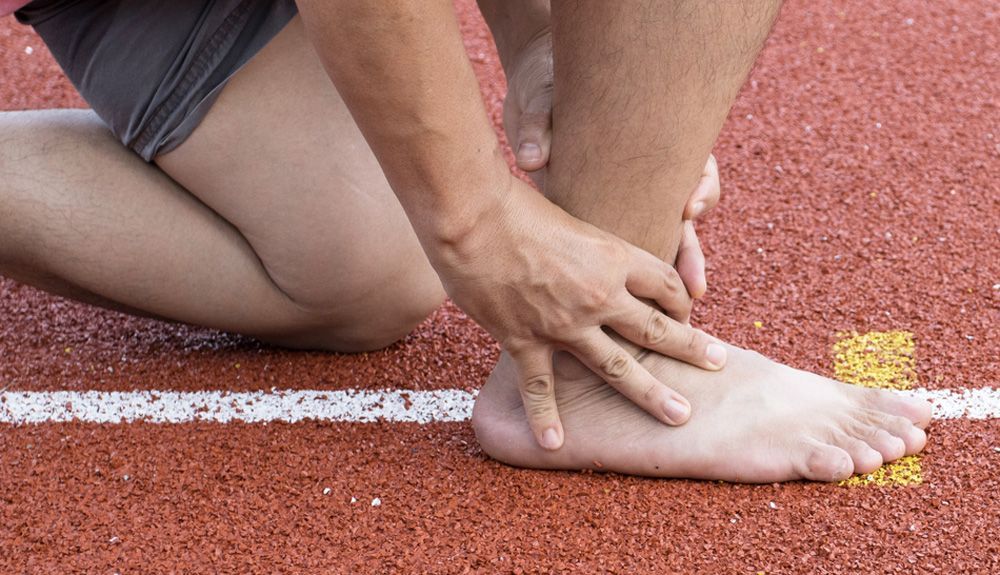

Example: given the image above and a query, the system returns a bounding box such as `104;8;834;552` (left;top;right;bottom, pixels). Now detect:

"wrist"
415;158;515;262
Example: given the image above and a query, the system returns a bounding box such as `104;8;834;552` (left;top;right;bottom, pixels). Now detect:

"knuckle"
599;349;634;381
606;237;629;262
524;400;555;420
520;374;554;402
521;111;550;130
641;383;659;402
662;268;681;294
582;285;612;313
643;309;670;345
684;330;702;356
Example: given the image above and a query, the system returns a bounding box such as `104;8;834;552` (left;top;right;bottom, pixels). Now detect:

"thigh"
155;16;444;325
0;109;306;331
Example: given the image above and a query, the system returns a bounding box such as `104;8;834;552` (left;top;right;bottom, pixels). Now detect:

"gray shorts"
16;0;298;161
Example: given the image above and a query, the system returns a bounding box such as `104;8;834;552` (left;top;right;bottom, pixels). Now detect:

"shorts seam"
133;0;254;157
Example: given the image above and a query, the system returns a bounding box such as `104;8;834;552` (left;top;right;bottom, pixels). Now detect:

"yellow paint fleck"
64;347;72;354
753;321;764;329
870;191;878;198
834;331;922;486
234;363;241;369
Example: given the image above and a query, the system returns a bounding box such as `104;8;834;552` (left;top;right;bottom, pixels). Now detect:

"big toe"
797;442;854;482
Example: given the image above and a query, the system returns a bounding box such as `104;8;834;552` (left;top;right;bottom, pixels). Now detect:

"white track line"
0;389;476;424
0;387;996;425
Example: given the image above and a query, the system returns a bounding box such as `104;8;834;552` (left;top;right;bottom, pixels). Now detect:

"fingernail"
706;343;727;368
691;201;706;218
663;398;690;424
518;142;542;163
541;427;562;450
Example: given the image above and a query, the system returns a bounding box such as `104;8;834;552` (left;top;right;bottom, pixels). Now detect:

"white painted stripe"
0;387;995;425
903;387;1000;421
0;389;476;424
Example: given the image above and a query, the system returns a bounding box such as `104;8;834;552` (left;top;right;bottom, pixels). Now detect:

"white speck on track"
0;387;995;425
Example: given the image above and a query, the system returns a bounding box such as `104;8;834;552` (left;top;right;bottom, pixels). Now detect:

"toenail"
663;398;690;424
541;427;562;450
705;343;727;368
518;142;542;163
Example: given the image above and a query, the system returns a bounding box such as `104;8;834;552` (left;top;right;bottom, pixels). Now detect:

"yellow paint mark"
834;331;922;486
833;330;916;390
840;455;922;487
64;347;72;354
753;321;764;329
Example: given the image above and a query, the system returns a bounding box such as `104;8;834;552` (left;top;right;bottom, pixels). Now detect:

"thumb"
515;92;553;173
675;220;707;300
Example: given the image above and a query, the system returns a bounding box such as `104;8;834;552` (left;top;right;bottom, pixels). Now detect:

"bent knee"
260;286;446;353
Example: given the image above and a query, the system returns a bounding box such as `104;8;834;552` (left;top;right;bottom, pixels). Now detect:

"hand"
501;28;722;298
432;177;727;451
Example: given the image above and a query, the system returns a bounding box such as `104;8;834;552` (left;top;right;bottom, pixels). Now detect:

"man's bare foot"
472;344;932;482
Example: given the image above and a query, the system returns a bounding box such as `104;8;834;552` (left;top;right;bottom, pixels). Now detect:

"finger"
675;220;707;299
508;344;564;450
684;154;721;220
624;247;693;323
605;295;726;370
571;330;692;425
515;92;553;172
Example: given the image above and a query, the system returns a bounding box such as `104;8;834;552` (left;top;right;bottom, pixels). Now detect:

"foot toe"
798;443;854;482
865;388;933;428
858;427;907;463
839;437;884;475
864;413;927;456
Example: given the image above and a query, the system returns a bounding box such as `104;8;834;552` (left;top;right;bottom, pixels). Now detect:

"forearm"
477;0;551;67
296;0;510;247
